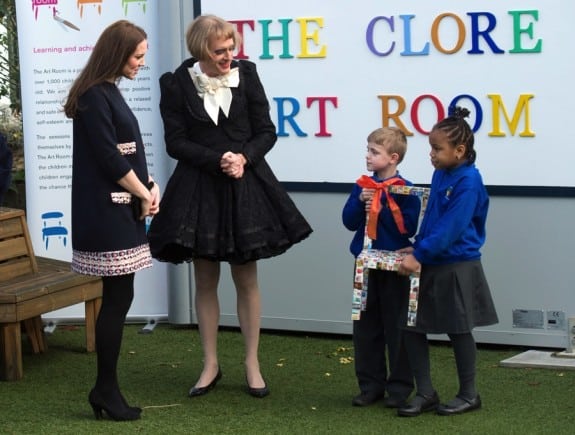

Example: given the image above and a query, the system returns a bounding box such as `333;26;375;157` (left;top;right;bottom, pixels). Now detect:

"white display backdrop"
202;0;572;188
16;0;169;320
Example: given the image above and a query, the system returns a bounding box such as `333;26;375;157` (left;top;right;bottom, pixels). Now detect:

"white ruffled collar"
189;62;239;125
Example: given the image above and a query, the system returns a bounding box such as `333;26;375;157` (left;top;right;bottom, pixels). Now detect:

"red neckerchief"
356;175;408;239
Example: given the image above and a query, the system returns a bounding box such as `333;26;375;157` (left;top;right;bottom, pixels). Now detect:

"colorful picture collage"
351;185;430;326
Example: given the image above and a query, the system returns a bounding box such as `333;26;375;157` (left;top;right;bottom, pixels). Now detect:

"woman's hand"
137;181;161;220
117;170;158;220
220;151;247;179
138;195;153;221
148;182;161;216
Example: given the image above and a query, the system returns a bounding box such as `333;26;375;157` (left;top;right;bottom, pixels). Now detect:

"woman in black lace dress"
148;15;312;398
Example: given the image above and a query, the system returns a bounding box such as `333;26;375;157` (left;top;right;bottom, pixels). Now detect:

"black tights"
94;274;135;396
403;330;477;400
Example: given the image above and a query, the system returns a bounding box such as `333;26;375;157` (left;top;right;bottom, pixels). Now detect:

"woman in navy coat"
64;20;160;421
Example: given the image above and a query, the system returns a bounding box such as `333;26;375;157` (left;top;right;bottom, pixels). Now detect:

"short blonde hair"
367;127;408;163
185;15;242;61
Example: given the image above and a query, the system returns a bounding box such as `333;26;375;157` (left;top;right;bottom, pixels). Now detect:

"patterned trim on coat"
111;192;132;204
117;141;137;155
71;243;152;276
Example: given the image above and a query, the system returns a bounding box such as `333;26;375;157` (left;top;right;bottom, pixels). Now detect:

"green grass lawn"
1;324;574;434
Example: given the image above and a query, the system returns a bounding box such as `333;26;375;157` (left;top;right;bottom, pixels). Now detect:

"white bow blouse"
189;63;240;125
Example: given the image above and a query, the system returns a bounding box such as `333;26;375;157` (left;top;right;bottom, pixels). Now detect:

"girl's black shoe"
436;395;481;415
397;392;440;417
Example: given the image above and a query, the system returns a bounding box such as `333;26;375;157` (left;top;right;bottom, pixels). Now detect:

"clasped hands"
221;151;247;179
136;182;160;220
148;182;161;216
360;187;421;276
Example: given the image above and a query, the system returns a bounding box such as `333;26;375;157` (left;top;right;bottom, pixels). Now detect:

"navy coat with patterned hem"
71;82;152;276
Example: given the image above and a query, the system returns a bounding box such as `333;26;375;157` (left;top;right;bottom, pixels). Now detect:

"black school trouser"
353;269;414;398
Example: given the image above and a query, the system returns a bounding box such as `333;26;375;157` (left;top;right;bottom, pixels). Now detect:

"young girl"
396;106;498;417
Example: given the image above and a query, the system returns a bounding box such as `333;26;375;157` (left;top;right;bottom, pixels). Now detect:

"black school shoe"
397;392;440;417
436;395;482;416
352;391;385;407
383;394;409;408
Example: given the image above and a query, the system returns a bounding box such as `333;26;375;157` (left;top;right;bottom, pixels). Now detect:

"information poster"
16;0;168;320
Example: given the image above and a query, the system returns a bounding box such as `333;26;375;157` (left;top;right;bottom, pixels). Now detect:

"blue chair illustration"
41;211;68;249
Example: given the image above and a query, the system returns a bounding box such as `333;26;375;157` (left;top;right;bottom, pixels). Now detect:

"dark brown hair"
63;20;147;118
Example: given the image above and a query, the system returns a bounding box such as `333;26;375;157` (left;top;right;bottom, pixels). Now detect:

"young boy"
342;127;420;407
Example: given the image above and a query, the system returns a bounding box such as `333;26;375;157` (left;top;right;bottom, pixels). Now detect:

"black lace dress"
147;59;312;264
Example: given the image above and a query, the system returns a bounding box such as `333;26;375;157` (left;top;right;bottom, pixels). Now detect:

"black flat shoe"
188;368;222;397
437;395;482;416
352;391;385;407
246;378;270;398
397;392;440;417
88;389;141;421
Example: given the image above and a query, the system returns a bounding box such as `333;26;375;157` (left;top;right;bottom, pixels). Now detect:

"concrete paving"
500;349;575;370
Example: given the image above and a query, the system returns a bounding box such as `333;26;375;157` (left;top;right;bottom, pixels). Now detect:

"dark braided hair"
432;106;476;164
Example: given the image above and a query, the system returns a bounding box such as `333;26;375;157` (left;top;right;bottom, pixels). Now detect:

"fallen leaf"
158;362;182;367
143;404;182;409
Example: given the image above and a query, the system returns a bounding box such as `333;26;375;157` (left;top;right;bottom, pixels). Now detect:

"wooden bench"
0;207;102;381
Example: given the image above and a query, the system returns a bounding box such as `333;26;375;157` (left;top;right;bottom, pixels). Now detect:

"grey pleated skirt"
400;260;498;334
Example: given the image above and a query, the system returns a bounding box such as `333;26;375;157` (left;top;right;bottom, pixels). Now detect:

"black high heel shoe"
188;368;222;397
119;391;142;415
88;389;141;421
